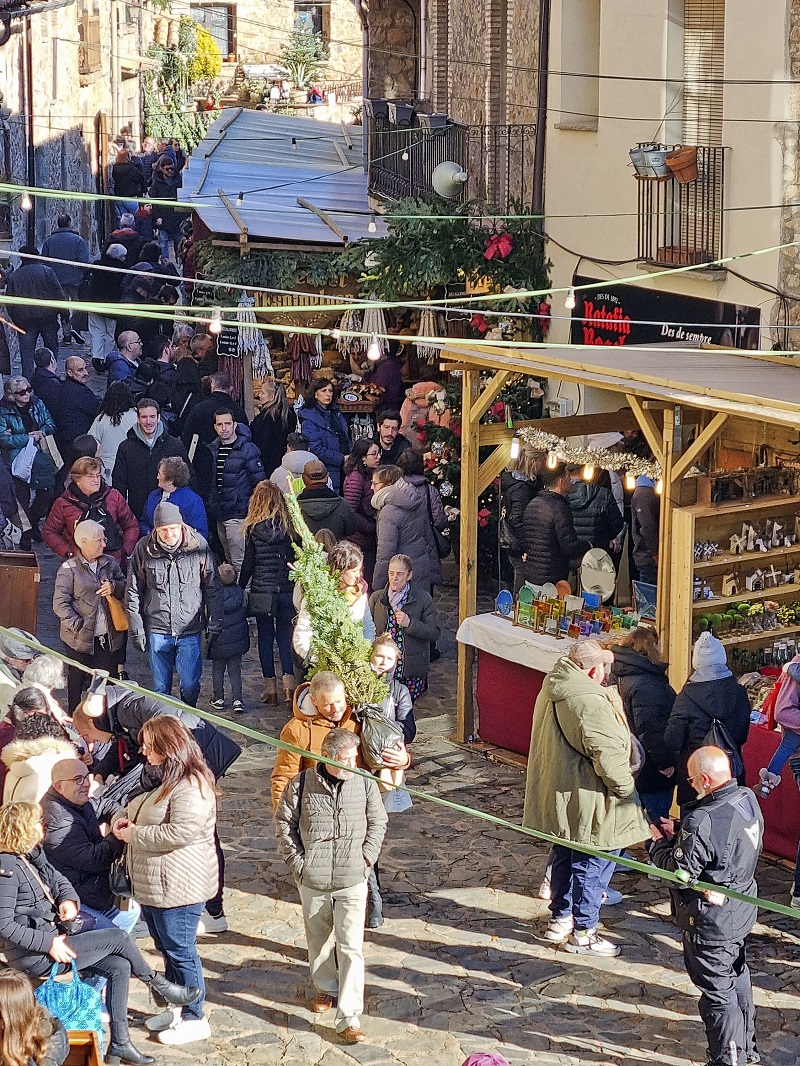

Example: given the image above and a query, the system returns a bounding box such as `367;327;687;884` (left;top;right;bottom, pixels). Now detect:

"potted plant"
279;26;329;100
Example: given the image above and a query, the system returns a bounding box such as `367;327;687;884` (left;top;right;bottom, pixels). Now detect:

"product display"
500;583;641;638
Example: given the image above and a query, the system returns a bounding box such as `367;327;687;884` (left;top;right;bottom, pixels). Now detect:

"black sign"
569;276;761;350
216;324;239;359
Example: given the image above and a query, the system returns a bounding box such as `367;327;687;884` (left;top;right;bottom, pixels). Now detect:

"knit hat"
568;639;614;670
303;460;328;485
0;628;37;662
691;631;731;683
635;475;656;488
106;243;128;261
462;1056;511;1066
153;501;183;528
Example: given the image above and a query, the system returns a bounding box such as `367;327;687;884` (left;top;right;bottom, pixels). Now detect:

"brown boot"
282;673;297;703
260;678;278;705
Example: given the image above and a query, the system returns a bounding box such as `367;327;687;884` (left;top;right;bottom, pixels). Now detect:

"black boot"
148;972;201;1007
106;1041;155;1065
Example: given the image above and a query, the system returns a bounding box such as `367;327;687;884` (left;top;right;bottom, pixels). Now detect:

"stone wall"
367;0;418;99
328;0;364;84
779;0;800;349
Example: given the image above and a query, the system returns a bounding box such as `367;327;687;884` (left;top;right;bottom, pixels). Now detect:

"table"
743;726;800;863
456;614;575;756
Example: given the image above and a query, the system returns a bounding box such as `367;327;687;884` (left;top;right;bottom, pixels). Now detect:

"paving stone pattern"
27;355;800;1064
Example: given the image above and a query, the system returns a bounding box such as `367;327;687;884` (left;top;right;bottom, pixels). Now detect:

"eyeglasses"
13;387;31;395
60;773;90;786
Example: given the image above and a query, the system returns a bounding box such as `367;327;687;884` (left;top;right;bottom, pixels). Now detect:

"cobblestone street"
30;537;800;1066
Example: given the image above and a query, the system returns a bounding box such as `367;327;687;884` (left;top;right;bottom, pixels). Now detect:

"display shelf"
694;543;800;573
719;623;800;648
692;583;800;611
689;494;800;520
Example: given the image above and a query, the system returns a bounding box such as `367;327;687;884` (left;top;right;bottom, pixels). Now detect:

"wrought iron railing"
365;101;536;212
636;145;728;267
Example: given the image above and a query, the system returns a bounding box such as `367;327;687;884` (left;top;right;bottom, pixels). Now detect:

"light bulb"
208;308;223;335
546;451;558;470
291;137;297;150
330;327;342;341
564;287;576;310
655;478;663;495
509;436;520;460
583;465;594;481
236;191;244;207
20;192;32;211
367;332;381;361
625;472;636;491
401;148;409;161
368;214;377;233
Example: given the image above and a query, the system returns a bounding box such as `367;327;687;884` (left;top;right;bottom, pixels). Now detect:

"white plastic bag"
11;437;37;484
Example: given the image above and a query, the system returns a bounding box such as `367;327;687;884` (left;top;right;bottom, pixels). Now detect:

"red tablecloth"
743;727;800;862
476;651;545;756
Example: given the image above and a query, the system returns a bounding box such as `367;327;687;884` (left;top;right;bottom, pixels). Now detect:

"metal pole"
23;16;35;245
531;0;550;232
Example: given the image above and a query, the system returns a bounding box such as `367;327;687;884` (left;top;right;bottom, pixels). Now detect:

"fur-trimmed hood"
2;736;74;768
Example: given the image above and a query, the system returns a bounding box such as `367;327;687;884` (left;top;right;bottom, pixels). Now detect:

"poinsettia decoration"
484;232;514;260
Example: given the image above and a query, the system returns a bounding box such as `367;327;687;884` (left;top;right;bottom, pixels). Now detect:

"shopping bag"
354;703;405;771
11;437;37;483
34;961;103;1042
104;593;129;632
39;434;64;471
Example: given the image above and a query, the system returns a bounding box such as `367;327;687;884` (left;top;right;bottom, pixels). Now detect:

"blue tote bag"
35;961;104;1041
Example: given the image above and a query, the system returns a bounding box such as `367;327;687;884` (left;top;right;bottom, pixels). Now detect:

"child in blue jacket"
209;563;250;713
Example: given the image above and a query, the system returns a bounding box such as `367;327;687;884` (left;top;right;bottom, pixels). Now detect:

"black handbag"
703;718;745;780
425;483;451;559
109;850;132;900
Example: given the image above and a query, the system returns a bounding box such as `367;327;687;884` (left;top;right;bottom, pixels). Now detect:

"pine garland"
285;493;388;706
519;428;662;479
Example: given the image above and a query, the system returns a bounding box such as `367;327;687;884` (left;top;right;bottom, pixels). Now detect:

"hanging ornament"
431;441;444;457
362;306;388;357
236;293;273;379
440;480;454;497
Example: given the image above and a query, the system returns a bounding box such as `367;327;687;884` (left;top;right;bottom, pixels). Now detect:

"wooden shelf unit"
670;493;800;683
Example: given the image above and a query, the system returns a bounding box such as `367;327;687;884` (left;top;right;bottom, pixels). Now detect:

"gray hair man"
650;746;763;1066
275;727;387;1045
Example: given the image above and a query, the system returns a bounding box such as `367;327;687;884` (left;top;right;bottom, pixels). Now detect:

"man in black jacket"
41;756;141;933
208;409;264;576
520;462;589;586
5;246;65;379
181;371;248;499
298;460;358;540
650;745;763;1066
631;474;660;584
112;398;188;520
567;470;624;555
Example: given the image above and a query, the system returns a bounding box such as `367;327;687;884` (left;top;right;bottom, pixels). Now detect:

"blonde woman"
239;479;297;704
0;801;199;1065
112;717;218;1047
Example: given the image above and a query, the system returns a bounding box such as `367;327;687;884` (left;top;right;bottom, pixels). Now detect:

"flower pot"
643;146;671;178
666;145;699;184
629;147;649;176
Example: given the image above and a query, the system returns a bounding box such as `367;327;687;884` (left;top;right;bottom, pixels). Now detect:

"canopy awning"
440;341;800;426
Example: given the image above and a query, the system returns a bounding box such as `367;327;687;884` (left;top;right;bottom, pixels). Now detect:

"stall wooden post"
656;406;676;648
456;369;481;743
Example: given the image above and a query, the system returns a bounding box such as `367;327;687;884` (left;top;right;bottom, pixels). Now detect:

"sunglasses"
14;387;31;395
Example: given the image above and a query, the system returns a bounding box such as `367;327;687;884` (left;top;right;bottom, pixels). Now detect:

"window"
294;3;330;42
557;0;600;129
682;0;724;145
190;4;235;57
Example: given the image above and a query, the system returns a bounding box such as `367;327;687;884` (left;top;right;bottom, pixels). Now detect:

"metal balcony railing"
365;101;536;212
636;145;728;267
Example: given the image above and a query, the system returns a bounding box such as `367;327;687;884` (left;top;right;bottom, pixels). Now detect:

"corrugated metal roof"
181;108;385;246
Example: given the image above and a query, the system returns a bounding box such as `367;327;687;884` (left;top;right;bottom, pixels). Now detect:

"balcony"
636;145;728;268
365;100;536;212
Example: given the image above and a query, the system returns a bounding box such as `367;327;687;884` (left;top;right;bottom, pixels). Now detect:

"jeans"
637;788;674;822
298;879;368;1032
88;313;117;361
82;899;142;936
147;631;202;706
549;843;621;932
683;934;756;1066
17;316;59;379
141;902;205;1020
217;518;246;576
206;830;226;918
767;726;800;777
212;656;242;701
158;229;181;264
65;638;125;712
256;592;295;678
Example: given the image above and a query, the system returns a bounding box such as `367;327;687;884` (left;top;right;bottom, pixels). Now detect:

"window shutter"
683;0;725;146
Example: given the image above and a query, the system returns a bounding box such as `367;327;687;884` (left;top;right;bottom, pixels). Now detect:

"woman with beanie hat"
664;632;751;807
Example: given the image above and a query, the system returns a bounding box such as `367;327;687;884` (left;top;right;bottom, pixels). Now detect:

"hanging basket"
665;145;699;184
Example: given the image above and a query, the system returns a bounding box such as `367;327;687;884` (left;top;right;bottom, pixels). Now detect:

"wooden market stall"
442;339;800;858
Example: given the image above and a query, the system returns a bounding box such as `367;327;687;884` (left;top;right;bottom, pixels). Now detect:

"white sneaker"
158;1016;211;1045
538;876;552;900
791;895;800;909
197;910;228;934
145;1007;180;1033
564;929;620;957
543;917;573;942
758;768;781;797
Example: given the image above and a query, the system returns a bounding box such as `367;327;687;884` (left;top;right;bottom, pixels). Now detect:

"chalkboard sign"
216;324;239;358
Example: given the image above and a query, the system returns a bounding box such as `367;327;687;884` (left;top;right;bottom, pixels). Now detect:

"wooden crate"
0;551;39;635
66;1031;103;1066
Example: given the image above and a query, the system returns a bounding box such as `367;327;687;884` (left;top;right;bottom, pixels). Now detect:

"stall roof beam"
297;197;349;244
670;411;728;484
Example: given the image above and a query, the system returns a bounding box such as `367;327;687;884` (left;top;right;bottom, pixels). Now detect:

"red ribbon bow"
484;233;513;260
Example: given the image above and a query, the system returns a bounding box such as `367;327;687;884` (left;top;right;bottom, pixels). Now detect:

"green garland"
194;241;366;294
285;493;388;707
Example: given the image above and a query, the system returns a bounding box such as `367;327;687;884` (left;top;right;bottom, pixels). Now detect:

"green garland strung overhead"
285;493;388;707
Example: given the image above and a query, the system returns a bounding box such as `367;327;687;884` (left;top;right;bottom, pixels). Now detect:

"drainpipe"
23;16;35;245
531;0;550;231
359;0;369;170
111;0;121;135
418;0;426;101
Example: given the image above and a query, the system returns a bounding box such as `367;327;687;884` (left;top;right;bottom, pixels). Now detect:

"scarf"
372;480;400;512
340;576;367;607
18;402;38;433
689;664;732;683
388;583;410;613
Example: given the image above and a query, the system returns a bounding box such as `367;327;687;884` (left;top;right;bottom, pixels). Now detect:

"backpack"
78;497;123;552
703;717;745;780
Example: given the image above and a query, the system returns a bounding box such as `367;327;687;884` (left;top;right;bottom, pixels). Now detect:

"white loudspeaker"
431;161;468;199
